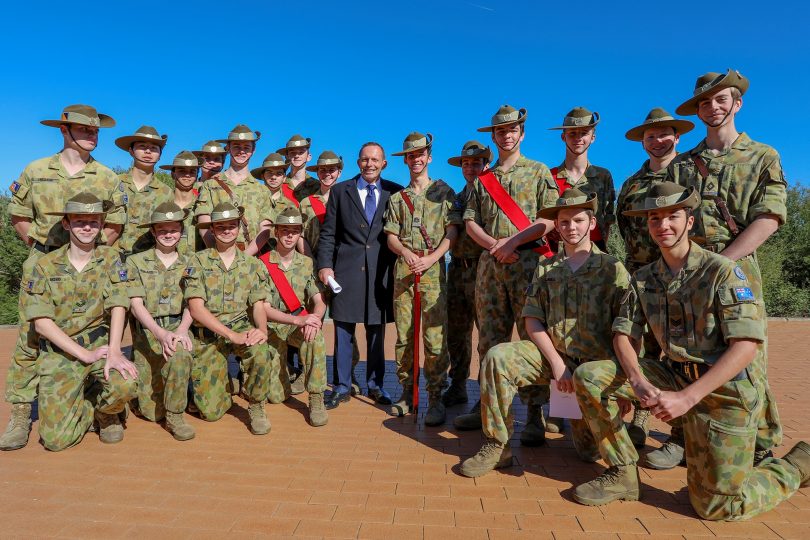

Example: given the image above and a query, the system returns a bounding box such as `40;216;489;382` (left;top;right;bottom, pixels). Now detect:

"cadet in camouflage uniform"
185;202;272;435
384;132;459;426
547;107;615;254
278;134;321;202
617;108;695;456
24;193;137;451
250;152;295;254
195;125;271;255
193;140;226;183
461;188;628;477
441;141;491;407
667;69;785;467
126;202;197;441
115;126;172;258
572;182;810;520
2;104;127;451
457;105;558;445
159;151;203;254
260;208;329;427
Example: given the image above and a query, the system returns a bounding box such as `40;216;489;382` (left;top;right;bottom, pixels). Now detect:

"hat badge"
655;196;669;207
559;198;569;206
222;210;231;218
165;211;174;219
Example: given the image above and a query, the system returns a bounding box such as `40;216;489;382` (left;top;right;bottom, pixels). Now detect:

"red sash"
550;167;602;242
192;188;199;197
477;171;553;258
308;195;326;225
281;184;300;207
258;254;308;315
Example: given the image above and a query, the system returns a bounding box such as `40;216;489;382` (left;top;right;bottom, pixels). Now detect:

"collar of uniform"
556;161;595;179
222;171;259;186
493;154;530;175
143;248;186;268
731;132;752;151
268;249;299;271
55;245;106;272
652;241;706;285
550;242;604;273
49;153;98;175
208;247;248;270
121;170;163;191
404;179;438;196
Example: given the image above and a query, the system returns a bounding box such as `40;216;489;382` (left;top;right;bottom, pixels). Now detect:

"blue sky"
2;0;808;194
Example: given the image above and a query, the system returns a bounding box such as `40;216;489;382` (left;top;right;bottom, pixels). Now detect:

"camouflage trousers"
192;324;271;421
475;250;547;407
446;257;479;387
267;323;327;404
37;340;137;452
573;358;800;521
481;340;597;459
131;325;194;422
5;250;45;404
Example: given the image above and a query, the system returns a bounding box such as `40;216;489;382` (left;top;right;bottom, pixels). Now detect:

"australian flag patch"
734;287;755;302
118;269;128;281
182;267;194;278
9;181;20;194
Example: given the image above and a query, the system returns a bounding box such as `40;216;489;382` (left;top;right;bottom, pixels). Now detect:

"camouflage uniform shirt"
553;162;616;235
299;192;328;254
450;182;484;260
616;160;667;270
194;173;273;244
117;170;173;253
263;250;322;331
286;174;321;202
8;154;126;247
126;249;193;318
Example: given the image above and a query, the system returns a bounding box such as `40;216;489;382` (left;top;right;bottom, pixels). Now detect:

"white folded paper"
549;385;582;420
327;276;342;294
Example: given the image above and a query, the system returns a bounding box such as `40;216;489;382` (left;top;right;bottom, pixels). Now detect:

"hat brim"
305;162;343;172
547;114;600;131
625;119;695;141
159;163;201;171
675;70;750;116
447;148;494;167
622;186;700;217
46;200;115;216
115;134;168;152
40;113;115;129
196;206;246;228
477;110;528;132
192;150;226;157
250;165;287;178
137;209;191;228
538;193;598;220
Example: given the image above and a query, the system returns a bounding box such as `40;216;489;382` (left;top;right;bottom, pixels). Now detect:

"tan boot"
783;441;810;487
453;400;482;430
247;401;271;435
520;403;546;447
390;388;412;417
165;411;196;441
573;465;640;506
94;410;124;444
643;428;685;470
545;415;565;434
424;396;446;427
460;439;513;477
0;403;32;451
441;383;468;407
290;373;306;395
308;393;328;427
627;407;651;448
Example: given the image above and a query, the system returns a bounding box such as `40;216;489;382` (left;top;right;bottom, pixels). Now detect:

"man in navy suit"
317;142;402;409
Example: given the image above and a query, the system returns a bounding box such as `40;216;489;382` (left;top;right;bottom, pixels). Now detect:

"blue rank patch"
9;181;20;194
118;269;128;281
118;183;125;191
183;267;194;278
734;287;755;302
122;194;129;204
26;280;34;291
453;197;463;210
734;266;747;281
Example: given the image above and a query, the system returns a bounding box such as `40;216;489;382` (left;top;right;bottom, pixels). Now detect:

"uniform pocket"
702;419;756;496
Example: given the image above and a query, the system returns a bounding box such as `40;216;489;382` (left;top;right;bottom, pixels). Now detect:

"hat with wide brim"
46;192;114;216
676;69;750;116
391;132;433;156
447;140;493;167
115;125;168;151
276;134;312;157
41;104;115;129
192;140;227;157
216;124;261;144
251;153;288;178
548;107;600;130
271;208;304;227
196;202;245;228
159;150;200;171
477;105;527;132
137;202;190;228
622;183;700;217
538;188;598;220
306;150;344;172
625;108;695;141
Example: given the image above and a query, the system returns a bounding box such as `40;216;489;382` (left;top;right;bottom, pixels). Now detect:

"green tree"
0;196;31;324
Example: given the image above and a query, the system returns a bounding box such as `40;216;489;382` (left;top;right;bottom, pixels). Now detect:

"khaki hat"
676;69;749;116
196;201;244;228
137;201;190;228
272;207;304;227
47;192;114;216
217;124;261;144
306;150;344;172
622;182;700;217
538;188;598;220
447;140;493;167
192;140;227;157
625;108;695;141
115;125;168;151
251;153;289;178
391;132;433;156
41;104;115;129
548;107;600;130
277;134;312;156
477;105;527;132
159;150;201;171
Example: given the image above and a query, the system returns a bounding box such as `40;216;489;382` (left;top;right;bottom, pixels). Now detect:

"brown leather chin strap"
66;125;96;153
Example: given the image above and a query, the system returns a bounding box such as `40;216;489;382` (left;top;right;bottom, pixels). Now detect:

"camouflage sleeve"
126;258;146;299
23;264;53;321
612;280;644;341
462;180;482;223
748;149;788;225
104;257;131;310
520;270;546;324
182;257;206;301
716;265;766;342
8;167;33;218
103;173;127;225
305;273;323;302
382;194;402;236
193;182;214;218
248;260;270;306
610;260;632;321
603;170;616;225
444;187;462;226
536;165;559;217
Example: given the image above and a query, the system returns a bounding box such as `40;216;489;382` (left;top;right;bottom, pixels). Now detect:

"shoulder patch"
453;196;464;210
118;269;128;281
9;181;20;194
734;266;747;281
26;280;34;292
183;267;195;278
734;287;755;302
118;183;125;192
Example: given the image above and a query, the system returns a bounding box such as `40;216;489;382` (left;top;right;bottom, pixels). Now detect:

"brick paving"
0;321;808;539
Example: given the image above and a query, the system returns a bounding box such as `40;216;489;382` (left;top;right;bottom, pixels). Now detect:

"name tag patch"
734;287;755;302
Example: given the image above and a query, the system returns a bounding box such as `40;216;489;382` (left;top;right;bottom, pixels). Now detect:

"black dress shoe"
324;390;351;410
368;388;393;405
